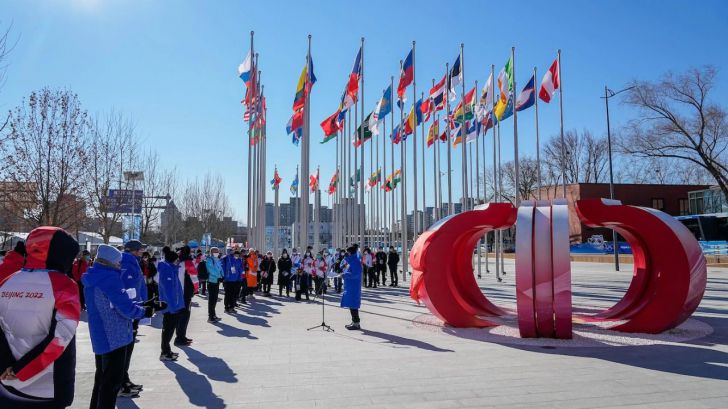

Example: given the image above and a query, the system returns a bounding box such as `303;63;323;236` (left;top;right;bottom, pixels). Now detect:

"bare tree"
619;66;728;201
84;112;136;242
0;88;89;230
178;173;235;241
139;150;177;241
500;156;542;203
1;22;18;135
543;129;609;186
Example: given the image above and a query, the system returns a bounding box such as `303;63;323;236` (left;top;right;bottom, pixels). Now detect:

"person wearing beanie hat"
83;244;164;408
0;241;25;282
0;227;80;408
119;240;148;397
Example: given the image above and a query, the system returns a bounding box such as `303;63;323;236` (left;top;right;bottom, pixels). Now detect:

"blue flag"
515;74;536;112
376;84;392;120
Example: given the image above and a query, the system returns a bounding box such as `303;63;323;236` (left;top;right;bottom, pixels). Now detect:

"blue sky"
2;0;727;221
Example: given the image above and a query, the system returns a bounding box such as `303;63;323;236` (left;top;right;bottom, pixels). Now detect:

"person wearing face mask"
362;248;375;288
340;245;363;330
221;249;242;312
277;249;292;297
195;251;209;297
204;247;224;322
375;247;388;287
313;252;328;295
259;251;276;296
387;246;400;287
157;249;183;361
119;240;148;397
71;249;90;310
246;248;259;298
302;247;315;296
140;251;158;304
333;249;345;293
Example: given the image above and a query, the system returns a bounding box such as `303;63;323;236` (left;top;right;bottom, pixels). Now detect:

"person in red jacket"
0;242;26;282
70;250;90;310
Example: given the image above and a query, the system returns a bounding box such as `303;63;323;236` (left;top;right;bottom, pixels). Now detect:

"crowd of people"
0;225;402;409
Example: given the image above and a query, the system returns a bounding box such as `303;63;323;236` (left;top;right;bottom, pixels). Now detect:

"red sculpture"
410;203;516;327
409;198;707;338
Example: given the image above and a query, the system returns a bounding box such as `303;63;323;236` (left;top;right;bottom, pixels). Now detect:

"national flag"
354;112;374;147
342;47;363;110
421;98;433;122
479;72;494;109
482;110;494;132
367;168;381;190
374;84;392;121
320;109;342;139
516;74;536;112
368;105;381;136
397;49;414;101
270;169;282;191
494;56;514;120
496;95;514;123
309;168;320;192
427;121;439;148
288;110;304;134
349;168;361;186
292;56;317;111
382;169;402;192
290;171;299;195
404;99;423;136
391;124;402;145
430;74;448;112
448;54;462;94
238;50;252;83
328;170;339;195
539;58;560;103
465;120;480;143
453;87;476;123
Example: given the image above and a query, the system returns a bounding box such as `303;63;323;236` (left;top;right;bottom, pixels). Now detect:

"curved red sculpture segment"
409;198;707;338
575;198;707;333
409;203;516;327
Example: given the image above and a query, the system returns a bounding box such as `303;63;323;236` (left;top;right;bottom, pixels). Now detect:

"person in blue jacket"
83;245;163;409
118;240;148;397
220;249;243;312
340;245;363;330
157;249;184;361
205;247;224;323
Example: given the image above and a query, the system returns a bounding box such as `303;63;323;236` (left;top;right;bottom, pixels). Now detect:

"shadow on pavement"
181;347;238;384
211;321;258;339
163;361;226;408
335;329;454;352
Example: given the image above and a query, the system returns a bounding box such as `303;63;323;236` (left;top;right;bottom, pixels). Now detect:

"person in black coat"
277;249;292;297
259;251;276;296
175;246;195;346
387;246;400;287
375;247;388;286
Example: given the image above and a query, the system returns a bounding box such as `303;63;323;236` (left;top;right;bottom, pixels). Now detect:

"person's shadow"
340;329;454;352
181;347;238;383
211;321;258;339
163;360;226;408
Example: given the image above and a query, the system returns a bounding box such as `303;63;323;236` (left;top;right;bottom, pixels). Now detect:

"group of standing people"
0;223;402;409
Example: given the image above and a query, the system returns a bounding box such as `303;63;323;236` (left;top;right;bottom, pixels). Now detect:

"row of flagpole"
239;34;565;283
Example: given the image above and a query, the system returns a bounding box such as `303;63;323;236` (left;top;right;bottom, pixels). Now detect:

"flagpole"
431;79;439;221
446;62;453;216
359;37;366;248
314;167;320;251
246;31;254;248
260;82;267;250
390;76;395;247
436;110;442;219
300;35;311;251
295;165;299;248
399;59;409;283
534;66;542;199
512;46;520;206
411;41;419;239
558;49;566;199
460;43;468;212
475;79;482;279
274;167;280;256
251;64;259;247
484;70;492;274
335;128;340;248
381;111;386;247
421;91;426;230
354;100;359;245
493;64;502;282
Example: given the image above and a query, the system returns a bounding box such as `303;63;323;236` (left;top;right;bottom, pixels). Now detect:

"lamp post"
123;171;144;241
602;85;634;272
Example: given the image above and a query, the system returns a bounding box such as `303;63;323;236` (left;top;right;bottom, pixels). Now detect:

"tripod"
307;274;334;332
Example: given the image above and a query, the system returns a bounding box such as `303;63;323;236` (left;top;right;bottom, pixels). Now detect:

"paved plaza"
72;260;728;408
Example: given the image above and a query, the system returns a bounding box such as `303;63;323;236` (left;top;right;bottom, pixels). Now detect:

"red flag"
320;109;342;137
309;169;320;192
539;58;560;103
290;110;304;131
397;49;414;100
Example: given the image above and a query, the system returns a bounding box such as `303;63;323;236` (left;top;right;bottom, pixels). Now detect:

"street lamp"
123;171;144;241
602;85;634;272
